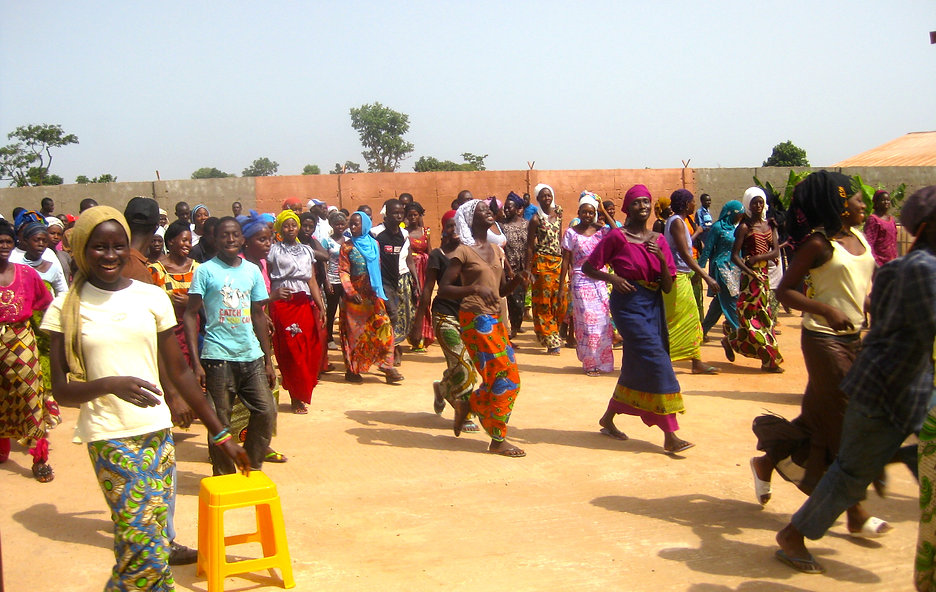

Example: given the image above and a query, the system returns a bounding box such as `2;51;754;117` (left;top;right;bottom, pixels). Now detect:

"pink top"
240;253;271;292
864;214;898;266
588;229;676;282
0;264;54;323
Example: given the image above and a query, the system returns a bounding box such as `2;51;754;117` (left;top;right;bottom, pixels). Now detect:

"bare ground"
0;310;919;591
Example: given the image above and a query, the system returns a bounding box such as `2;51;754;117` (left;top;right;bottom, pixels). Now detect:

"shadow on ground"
13;502;112;549
592;493;880;584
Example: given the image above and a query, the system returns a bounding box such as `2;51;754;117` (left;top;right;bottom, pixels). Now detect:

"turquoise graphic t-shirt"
189;257;269;362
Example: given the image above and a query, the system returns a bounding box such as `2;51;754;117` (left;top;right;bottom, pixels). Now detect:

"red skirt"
271;292;324;403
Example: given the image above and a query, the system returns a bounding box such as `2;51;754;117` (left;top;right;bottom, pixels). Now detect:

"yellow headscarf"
274;209;300;240
654;196;672;220
62;206;132;382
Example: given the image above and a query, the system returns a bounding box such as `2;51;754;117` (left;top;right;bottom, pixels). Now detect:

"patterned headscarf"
349;212;386;300
787;171;855;245
62;206;132;382
454;199;481;247
741;187;770;222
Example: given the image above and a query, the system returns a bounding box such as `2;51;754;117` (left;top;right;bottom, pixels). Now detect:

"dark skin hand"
48;330;250;473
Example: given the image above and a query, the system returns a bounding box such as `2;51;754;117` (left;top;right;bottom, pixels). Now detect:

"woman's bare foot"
598;415;628;440
488;440;525;457
453;399;471;437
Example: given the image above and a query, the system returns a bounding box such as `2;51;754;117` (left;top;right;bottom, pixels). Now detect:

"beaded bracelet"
212;433;233;447
211;428;230;444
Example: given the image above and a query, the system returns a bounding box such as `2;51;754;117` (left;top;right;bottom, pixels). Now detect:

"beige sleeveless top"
802;228;875;335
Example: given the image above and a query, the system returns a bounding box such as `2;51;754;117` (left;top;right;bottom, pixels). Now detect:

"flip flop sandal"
461;420;480;433
291;401;308;415
692;365;719;375
774;549;824;574
749;457;772;505
848;516;891;538
488;445;526;457
586;369;602;377
665;441;695;455
599;427;629;441
264;451;288;463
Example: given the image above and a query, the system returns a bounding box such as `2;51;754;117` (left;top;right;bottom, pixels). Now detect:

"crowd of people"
1;175;934;589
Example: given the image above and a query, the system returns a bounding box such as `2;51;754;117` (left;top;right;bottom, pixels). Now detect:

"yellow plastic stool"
197;471;295;592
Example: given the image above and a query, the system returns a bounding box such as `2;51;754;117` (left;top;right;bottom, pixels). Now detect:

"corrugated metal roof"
833;131;936;166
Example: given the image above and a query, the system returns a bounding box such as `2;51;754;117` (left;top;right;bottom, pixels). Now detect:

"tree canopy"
0;123;78;186
763;141;810;167
302;164;321;175
242;157;279;177
77;173;117;184
414;152;487;172
329;161;363;174
191;167;234;179
349;102;414;172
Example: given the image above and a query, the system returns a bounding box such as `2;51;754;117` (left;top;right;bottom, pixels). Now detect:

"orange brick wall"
255;168;694;232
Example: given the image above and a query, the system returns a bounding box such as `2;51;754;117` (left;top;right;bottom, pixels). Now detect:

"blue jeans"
202;357;275;475
792;403;908;540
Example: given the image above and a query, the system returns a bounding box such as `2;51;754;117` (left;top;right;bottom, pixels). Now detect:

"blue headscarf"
237;210;269;239
190;204;209;224
350;212;386;300
14;210;46;234
717;200;744;225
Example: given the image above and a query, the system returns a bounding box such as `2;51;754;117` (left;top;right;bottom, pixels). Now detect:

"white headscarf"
532;183;555;219
579;191;600;211
454;199;480;246
45;216;64;229
742;187;769;222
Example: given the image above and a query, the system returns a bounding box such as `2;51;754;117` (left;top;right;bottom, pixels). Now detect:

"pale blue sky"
1;1;934;183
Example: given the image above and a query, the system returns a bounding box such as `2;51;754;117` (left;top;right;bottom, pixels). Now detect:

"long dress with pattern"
339;242;394;374
531;206;565;349
725;230;783;369
148;258;199;365
561;226;614;373
408;227;434;347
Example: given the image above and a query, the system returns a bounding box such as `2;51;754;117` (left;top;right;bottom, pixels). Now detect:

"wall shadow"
682;390;803;406
591;493;880;583
346;426;488;455
13;502;112;549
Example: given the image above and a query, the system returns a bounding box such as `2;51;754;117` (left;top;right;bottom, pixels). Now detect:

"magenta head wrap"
622;184;652;212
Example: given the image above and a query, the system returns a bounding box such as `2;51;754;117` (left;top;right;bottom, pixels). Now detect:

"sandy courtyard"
0;311;920;592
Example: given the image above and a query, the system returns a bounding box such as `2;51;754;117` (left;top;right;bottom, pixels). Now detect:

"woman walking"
752;171;884;536
41;206;249;591
0;221;60;482
582;186;694;454
411;210;479;432
502;193;529;339
864;189;898;266
149;220;199;364
268;209;327;413
339;212;403;384
321;210;347;349
663;189;719;374
405;202;434;351
723;187;784;372
699;201;744;337
439;200;529;457
560;193;614;376
526;183;565;354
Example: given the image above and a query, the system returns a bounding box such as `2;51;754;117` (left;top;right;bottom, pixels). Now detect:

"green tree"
762;141;809;167
76;175;91;184
302;164;321;175
191;167;233;179
414;153;487;172
349;102;414;172
329;161;363;174
0;124;78;187
242;157;279;177
76;173;117;183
